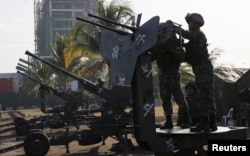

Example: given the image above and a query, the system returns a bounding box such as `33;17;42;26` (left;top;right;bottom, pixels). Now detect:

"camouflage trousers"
177;95;201;126
186;98;200;125
192;60;217;117
159;69;189;115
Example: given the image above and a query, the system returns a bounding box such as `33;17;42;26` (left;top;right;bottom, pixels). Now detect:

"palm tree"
179;46;224;86
97;0;135;29
46;33;106;89
18;61;55;95
71;0;135;52
18;33;70;94
180;62;194;86
209;47;224;66
68;0;135;82
18;0;135;102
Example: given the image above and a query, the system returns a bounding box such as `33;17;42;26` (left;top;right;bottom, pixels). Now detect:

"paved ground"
0;108;167;156
1;106;249;156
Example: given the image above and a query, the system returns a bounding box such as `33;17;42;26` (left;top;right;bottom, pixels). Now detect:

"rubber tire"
15;120;30;136
25;129;43;137
14;117;25;125
78;130;102;145
24;132;50;156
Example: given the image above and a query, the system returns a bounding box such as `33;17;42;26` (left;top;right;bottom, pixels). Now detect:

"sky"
0;0;34;73
0;0;250;73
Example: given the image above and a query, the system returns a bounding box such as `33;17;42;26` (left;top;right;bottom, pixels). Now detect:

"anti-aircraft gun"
16;66;101;116
12;68;102;136
16;68;84;114
2;14;247;156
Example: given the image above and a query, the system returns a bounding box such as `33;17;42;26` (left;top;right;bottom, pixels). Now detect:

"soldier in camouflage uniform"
177;81;201;126
154;47;191;129
176;13;217;132
185;81;200;126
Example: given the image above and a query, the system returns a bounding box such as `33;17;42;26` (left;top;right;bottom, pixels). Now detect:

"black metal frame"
0;13;248;156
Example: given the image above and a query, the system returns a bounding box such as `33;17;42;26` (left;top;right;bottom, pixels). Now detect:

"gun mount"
12;70;104;135
16;70;85;113
0;66;101;136
2;14;247;156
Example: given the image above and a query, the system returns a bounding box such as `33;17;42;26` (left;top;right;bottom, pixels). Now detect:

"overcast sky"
0;0;34;73
131;0;250;68
0;0;249;73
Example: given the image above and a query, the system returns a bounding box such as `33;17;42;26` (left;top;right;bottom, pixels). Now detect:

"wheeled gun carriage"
0;62;101;136
0;70;94;136
1;14;247;156
8;69;102;136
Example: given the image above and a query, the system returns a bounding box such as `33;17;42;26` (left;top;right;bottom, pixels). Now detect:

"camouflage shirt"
154;49;182;73
182;29;209;65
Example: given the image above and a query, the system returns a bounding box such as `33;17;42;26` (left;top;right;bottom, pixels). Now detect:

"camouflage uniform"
185;81;200;125
177;81;200;126
155;49;190;128
180;23;217;132
183;30;216;118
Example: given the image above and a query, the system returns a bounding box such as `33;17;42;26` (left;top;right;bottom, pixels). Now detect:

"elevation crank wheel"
24;132;50;156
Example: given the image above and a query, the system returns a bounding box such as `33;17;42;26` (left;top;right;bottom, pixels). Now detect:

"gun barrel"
25;50;122;104
76;17;130;35
25;50;89;84
135;13;142;28
19;58;34;66
88;13;137;32
17;71;44;86
17;71;49;113
17;70;89;107
17;63;28;70
16;66;28;72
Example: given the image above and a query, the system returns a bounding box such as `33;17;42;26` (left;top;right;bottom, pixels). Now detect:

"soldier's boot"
181;113;191;129
190;117;210;132
209;114;218;131
176;114;182;126
160;115;173;129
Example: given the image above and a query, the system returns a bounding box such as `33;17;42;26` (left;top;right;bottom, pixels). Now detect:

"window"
53;21;72;28
52;11;72;18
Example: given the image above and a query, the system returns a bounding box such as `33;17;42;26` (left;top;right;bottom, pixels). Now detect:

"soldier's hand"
177;47;186;62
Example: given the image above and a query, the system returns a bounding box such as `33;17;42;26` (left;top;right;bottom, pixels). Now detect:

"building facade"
0;73;21;93
0;1;98;109
34;0;97;56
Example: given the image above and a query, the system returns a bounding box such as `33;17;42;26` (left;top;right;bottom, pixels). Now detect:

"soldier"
184;81;200;126
175;13;217;132
153;47;191;129
177;81;199;126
